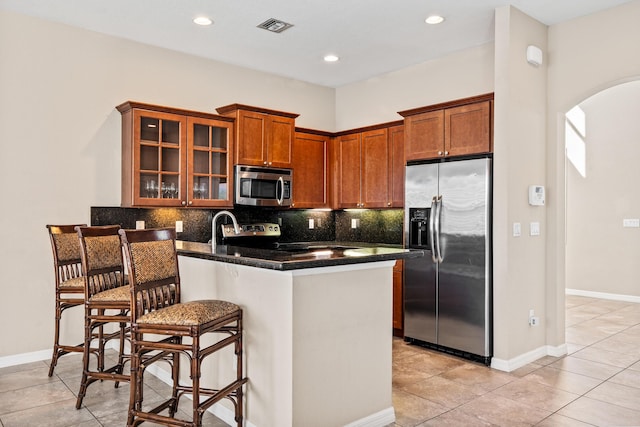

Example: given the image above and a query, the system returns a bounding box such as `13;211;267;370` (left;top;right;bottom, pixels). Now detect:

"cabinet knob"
387;202;391;207
438;151;443;156
269;162;272;166
444;151;449;155
263;161;268;165
188;201;193;205
181;201;187;206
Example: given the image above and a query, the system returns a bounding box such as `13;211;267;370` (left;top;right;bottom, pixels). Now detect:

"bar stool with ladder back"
46;224;87;377
74;225;131;409
119;227;248;427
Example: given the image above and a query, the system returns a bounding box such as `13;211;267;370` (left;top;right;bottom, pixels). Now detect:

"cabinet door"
292;132;329;208
131;110;186;207
337;133;362;208
445;101;491;156
404;110;444;161
361;128;389;208
236;110;267;166
187;117;234;207
267;116;294;168
393;260;404;333
388;125;405;208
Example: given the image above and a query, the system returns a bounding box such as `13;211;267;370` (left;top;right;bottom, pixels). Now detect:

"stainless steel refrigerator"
404;156;492;365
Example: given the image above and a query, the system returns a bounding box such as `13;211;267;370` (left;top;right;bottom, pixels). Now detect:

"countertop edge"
176;241;424;271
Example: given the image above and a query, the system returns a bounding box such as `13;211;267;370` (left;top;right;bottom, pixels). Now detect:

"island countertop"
176;240;424;270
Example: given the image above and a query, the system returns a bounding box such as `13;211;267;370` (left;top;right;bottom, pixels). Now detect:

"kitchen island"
168;241;422;427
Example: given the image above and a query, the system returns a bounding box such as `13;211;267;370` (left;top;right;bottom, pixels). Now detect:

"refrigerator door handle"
435;195;444;263
429;196;438;263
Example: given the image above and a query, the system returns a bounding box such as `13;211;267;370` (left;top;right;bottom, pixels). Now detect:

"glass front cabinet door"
118;102;234;208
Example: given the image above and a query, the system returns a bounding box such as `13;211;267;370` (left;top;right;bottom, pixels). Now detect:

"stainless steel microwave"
234;165;292;207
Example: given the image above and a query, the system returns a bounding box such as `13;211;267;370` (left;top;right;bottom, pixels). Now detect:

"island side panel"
178;255;295;427
291;262;395;427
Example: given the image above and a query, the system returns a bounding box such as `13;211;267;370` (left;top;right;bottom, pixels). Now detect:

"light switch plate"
308;219;314;229
175;220;183;233
135;221;145;230
623;218;640;228
513;222;521;237
530;222;540;236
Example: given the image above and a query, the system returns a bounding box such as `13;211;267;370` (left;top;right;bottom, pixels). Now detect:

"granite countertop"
176;240;424;271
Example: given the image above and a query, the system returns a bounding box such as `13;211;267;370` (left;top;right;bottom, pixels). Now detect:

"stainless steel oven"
234;165;292;207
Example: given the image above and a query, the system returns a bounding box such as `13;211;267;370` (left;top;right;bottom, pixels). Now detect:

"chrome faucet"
211;210;241;253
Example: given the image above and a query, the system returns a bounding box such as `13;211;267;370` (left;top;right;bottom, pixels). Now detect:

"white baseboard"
491;343;567;372
344;407;396;427
0;349;52;369
566;288;640;303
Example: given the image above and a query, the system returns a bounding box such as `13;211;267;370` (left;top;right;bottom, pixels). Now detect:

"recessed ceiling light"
324;54;339;63
193;16;213;26
425;15;445;25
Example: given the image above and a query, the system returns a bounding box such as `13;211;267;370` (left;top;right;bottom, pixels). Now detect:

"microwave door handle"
429;197;437;263
276;176;284;206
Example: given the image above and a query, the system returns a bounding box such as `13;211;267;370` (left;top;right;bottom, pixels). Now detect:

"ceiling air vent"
257;18;294;33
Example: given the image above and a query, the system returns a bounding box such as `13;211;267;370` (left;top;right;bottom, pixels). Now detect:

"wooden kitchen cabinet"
216;104;299;168
336;123;404;209
388;125;405;207
292;130;330;208
393;259;404;335
401;94;493;161
117;102;234;208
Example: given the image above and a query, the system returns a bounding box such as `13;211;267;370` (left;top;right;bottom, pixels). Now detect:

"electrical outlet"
351;218;360;229
135;221;145;230
308;219;314;229
528;309;539;326
316;218;322;227
175;220;183;233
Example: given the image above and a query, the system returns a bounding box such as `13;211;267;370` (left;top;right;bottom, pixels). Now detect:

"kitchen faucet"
211;210;241;253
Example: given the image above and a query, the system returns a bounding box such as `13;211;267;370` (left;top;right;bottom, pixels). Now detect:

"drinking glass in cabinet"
141;177;158;198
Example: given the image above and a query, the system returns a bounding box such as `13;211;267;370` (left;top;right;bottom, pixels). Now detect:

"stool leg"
114;318;127;388
236;318;245;427
168;339;181;417
191;334;202;427
76;309;92;409
127;344;140;427
48;296;63;377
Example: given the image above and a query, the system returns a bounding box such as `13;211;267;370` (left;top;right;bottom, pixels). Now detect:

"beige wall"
0;9;334;358
335;43;495;130
546;0;640;349
566;81;640;297
492;6;549;366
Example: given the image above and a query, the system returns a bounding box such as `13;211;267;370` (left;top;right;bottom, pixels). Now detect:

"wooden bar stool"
46;224;87;377
119;227;247;427
75;225;131;409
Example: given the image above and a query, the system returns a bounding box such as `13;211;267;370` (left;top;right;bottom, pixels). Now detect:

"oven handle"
277;176;284;206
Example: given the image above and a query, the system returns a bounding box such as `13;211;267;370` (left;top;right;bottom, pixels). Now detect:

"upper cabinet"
400;94;493;162
117;102;234;208
292;130;331;209
335;122;404;209
216;104;299;168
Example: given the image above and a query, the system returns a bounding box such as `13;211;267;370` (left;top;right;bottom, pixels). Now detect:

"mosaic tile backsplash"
91;207;404;245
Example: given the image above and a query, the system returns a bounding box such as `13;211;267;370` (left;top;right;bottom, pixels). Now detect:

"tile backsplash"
91;207;403;245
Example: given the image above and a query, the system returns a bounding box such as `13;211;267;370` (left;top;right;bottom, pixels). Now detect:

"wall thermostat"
528;185;545;206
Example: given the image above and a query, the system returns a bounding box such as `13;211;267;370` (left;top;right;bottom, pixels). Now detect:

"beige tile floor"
1;295;640;426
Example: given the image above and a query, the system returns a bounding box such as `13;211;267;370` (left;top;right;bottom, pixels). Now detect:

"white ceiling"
0;0;633;88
